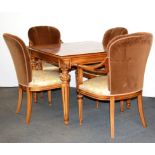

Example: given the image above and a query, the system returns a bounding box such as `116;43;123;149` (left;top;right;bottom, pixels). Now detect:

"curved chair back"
3;33;32;86
28;26;61;46
103;27;128;50
107;32;153;95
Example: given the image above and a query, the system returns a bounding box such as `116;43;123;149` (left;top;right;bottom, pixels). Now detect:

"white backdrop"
0;0;155;97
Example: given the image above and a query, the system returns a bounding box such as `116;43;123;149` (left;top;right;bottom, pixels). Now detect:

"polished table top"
29;41;104;57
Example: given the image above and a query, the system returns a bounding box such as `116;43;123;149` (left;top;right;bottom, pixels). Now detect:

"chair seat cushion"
29;70;61;87
79;76;110;96
42;62;59;71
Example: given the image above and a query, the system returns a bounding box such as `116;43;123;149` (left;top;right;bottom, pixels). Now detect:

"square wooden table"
28;41;106;124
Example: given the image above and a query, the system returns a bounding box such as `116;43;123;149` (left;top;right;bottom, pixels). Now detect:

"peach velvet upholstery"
3;33;32;86
28;26;61;46
28;26;61;70
102;27;128;50
108;32;153;95
107;32;146;50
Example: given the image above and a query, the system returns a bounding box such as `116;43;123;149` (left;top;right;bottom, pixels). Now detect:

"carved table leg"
31;55;42;70
60;60;71;125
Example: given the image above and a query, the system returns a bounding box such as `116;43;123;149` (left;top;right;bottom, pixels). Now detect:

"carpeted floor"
0;87;155;143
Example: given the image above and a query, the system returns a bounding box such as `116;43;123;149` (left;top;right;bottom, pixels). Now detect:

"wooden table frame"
28;41;106;124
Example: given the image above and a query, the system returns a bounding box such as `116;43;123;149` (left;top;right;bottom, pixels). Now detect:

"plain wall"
0;0;155;96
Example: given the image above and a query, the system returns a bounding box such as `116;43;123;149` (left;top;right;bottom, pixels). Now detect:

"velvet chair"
28;26;62;71
76;32;153;138
3;33;62;124
28;26;62;103
102;27;128;50
83;27;128;109
103;27;131;110
83;27;128;79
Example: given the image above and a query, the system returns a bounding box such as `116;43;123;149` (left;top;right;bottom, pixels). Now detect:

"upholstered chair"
104;27;131;110
28;26;62;70
83;27;128;78
28;26;62;103
3;33;62;124
102;27;128;50
76;32;153;138
83;27;128;109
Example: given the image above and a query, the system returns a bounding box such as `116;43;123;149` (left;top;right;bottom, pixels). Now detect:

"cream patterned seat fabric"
29;70;61;87
79;76;110;96
42;61;59;71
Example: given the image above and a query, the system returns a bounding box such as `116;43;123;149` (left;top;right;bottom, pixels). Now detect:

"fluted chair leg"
96;100;99;109
48;90;52;106
16;86;23;114
26;88;32;124
126;99;131;109
40;92;44;99
78;94;83;125
137;93;147;128
33;92;37;104
110;96;115;139
120;100;124;112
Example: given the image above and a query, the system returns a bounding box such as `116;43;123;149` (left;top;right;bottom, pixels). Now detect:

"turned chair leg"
26;88;32;124
16;86;23;114
126;99;131;109
137;93;147;128
33;92;37;104
40;92;44;100
110;96;115;139
120;100;124;112
96;100;99;109
78;94;83;125
48;90;52;106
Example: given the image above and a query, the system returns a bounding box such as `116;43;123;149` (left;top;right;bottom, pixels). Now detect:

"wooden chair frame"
76;60;147;139
16;83;61;124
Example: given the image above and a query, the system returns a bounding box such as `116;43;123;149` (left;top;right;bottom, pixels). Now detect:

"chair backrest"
107;32;153;95
3;33;32;86
28;26;61;46
103;27;128;50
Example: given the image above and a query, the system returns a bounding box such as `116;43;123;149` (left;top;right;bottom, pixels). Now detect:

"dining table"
28;41;107;125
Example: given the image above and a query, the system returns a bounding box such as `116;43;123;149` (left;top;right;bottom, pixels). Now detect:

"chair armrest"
76;58;108;91
75;57;109;75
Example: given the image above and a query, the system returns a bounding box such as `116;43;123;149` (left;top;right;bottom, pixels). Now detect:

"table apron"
69;53;107;65
31;51;107;68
